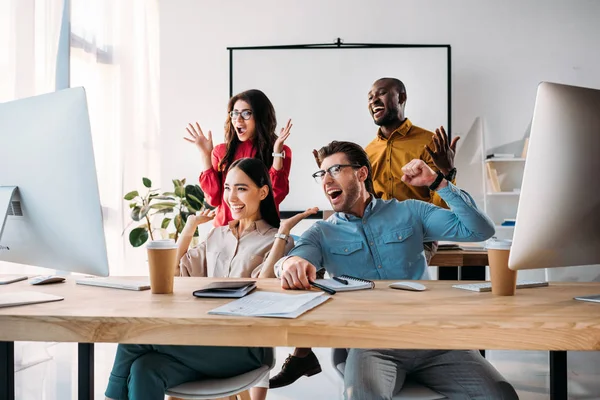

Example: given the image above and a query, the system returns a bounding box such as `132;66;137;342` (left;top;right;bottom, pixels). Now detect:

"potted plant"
123;177;212;247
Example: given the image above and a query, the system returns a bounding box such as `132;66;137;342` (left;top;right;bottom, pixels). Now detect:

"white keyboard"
453;281;549;292
76;277;151;291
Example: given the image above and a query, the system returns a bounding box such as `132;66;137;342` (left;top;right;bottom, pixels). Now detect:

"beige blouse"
179;219;295;278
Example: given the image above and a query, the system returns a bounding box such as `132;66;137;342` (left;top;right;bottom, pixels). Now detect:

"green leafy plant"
124;178;212;247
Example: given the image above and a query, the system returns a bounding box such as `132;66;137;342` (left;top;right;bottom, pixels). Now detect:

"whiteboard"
231;46;449;211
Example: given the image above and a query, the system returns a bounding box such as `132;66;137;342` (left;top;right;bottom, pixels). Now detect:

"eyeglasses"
312;164;361;183
229;110;253;121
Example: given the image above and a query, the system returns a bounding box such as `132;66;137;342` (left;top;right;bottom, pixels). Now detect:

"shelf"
487;192;520;196
485;158;526;163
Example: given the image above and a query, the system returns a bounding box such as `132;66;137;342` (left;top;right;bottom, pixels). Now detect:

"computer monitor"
509;82;600;274
0;87;109;276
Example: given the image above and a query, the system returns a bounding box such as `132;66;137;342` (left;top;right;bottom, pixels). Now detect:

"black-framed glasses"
229;110;253;120
312;164;361;183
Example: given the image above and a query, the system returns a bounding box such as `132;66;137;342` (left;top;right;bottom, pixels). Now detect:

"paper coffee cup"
486;239;517;296
146;239;177;294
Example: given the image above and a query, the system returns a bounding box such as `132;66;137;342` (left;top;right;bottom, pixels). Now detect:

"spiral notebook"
314;275;375;292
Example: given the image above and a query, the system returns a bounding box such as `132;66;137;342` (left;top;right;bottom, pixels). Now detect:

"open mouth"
372;105;385;119
236;126;247;136
327;188;343;204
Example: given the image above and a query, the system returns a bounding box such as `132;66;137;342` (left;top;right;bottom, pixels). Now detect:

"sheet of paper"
208;291;328;318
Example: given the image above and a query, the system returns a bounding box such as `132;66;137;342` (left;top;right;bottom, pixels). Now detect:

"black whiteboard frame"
227;39;452;219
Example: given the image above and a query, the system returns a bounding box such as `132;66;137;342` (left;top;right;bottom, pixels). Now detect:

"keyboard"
76;277;151;291
453;281;549;292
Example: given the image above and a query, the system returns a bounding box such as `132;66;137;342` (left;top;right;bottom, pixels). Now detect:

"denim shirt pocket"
330;241;364;256
327;241;367;276
382;226;414;244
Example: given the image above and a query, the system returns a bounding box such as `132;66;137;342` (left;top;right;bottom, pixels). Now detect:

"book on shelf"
485;163;501;193
501;218;516;227
521;138;530;158
486;153;515;159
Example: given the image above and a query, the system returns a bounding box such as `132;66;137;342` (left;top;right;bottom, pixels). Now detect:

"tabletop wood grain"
1;277;599;350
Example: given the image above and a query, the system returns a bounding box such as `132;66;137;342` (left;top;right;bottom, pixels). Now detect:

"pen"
332;276;348;285
309;281;336;295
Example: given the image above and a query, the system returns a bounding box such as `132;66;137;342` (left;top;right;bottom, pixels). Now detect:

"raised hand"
280;256;317;290
312;149;320;167
274;119;293;154
184;122;214;160
182;209;216;235
401;159;442;187
279;207;319;234
424;126;460;175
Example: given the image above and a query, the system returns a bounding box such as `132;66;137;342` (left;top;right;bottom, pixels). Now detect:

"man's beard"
374;107;399;127
331;180;361;213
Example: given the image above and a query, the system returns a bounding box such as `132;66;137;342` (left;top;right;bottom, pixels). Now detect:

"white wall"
159;0;600;194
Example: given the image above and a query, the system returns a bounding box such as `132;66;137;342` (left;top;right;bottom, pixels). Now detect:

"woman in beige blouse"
106;158;316;400
176;157;316;400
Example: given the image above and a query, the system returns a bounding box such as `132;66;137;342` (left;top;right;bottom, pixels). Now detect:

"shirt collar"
337;196;378;221
226;219;271;235
376;118;413;140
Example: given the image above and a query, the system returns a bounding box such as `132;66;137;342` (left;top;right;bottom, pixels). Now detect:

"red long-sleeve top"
199;140;292;227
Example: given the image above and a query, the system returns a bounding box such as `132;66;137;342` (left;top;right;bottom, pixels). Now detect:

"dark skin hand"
312;149;320;167
424;126;460;176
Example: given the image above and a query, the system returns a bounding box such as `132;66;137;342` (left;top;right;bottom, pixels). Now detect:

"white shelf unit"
484;155;525;240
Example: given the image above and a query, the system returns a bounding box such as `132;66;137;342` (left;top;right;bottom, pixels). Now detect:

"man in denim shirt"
275;141;518;400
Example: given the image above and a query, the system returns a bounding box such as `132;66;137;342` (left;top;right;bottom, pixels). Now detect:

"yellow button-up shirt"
365;118;452;208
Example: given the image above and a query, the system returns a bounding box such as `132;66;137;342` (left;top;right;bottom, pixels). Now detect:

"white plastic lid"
485;238;512;250
146;239;177;249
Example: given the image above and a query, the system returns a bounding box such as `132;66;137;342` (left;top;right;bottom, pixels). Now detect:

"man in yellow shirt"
366;77;459;207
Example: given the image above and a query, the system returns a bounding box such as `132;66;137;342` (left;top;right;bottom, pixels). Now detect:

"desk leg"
0;341;15;400
550;351;567;400
78;343;94;400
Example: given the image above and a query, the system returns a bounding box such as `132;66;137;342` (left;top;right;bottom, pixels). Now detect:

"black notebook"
193;281;257;298
314;275;375;292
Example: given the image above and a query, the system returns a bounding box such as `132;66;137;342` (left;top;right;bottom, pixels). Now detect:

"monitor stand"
0;186;18;240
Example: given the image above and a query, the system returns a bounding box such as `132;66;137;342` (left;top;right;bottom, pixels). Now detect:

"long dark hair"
219;89;278;172
316;141;375;195
228;158;280;229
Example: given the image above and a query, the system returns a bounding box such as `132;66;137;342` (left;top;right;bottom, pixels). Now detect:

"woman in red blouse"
184;89;292;226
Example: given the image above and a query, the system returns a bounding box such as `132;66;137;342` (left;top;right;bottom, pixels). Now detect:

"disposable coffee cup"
486;239;517;296
146;239;177;294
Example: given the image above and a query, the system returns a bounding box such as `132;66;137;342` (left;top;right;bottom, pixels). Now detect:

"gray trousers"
344;349;519;400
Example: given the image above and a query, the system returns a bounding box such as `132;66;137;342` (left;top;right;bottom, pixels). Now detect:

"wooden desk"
431;249;488;267
1;278;599;400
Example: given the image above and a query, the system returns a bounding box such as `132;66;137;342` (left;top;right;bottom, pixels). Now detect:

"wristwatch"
272;151;286;159
444;168;457;181
274;232;289;243
428;171;445;191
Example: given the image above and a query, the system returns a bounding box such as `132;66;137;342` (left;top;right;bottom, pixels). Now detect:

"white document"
208;291;330;318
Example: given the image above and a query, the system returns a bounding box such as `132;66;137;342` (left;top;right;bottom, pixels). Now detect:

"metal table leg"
78;343;94;400
0;341;15;400
550;351;568;400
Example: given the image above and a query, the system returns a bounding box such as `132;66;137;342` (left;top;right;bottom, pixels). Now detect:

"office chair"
165;347;274;400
